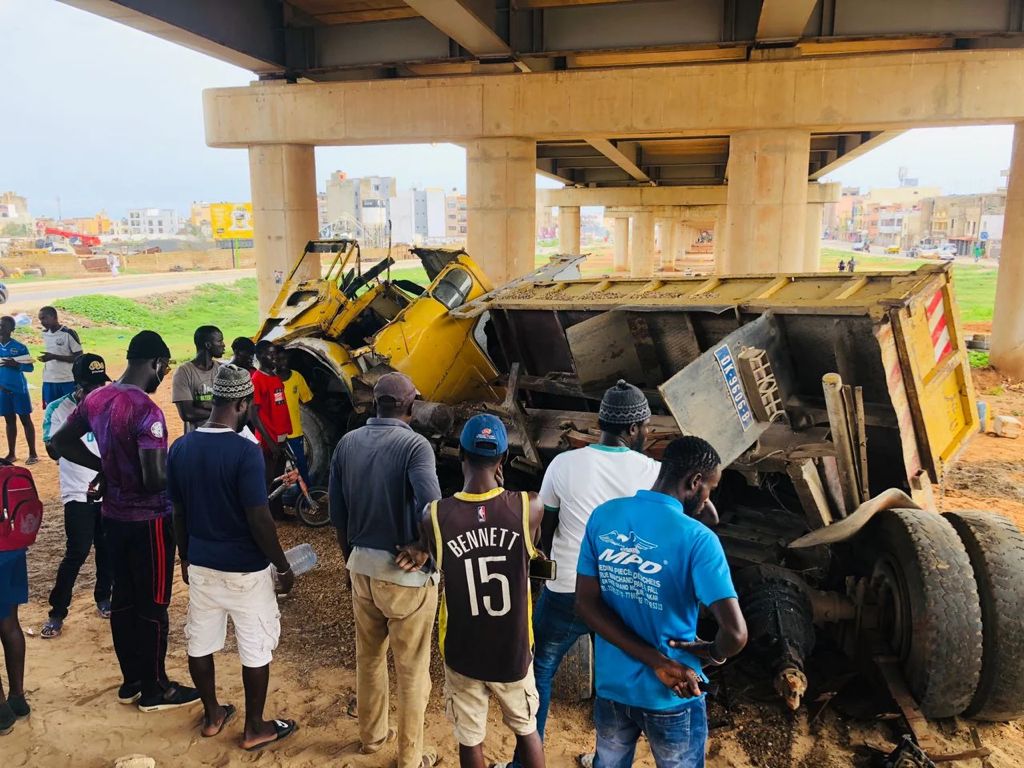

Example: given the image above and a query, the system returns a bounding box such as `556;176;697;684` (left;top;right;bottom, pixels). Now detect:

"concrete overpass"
60;0;1024;377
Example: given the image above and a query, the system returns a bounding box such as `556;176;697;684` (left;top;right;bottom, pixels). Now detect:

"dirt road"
3;268;257;311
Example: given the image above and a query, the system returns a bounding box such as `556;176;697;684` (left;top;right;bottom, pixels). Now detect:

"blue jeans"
594;696;707;768
287;436;311;487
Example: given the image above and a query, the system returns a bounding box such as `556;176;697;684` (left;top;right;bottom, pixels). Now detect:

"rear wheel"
300;406;340;486
943;510;1024;721
296;486;330;528
865;509;983;718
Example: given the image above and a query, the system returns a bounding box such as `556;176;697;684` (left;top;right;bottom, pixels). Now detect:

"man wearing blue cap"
409;414;546;768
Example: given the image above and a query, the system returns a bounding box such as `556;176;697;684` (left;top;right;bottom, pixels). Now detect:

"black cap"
126;330;171;361
72;353;111;385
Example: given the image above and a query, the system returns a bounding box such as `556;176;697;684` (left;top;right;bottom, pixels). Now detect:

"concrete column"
713;205;728;272
991;124;1024;378
724;129;810;273
676;222;696;268
466;137;537;285
613;217;629;272
559;205;581;254
657;218;676;269
630;209;654;277
804;203;824;272
248;144;320;314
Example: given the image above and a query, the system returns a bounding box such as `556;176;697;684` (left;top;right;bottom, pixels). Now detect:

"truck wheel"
866;509;983;718
300;406;339;486
943;510;1024;721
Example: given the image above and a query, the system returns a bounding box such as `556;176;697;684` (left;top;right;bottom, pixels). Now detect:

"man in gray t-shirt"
171;326;225;433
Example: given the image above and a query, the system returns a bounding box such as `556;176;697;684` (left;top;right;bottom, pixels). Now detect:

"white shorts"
185;564;281;668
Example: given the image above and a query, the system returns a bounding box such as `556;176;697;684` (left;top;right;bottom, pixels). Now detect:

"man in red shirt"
252;341;292;519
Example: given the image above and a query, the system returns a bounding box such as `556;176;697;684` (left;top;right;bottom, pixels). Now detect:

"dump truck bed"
456;262;976;492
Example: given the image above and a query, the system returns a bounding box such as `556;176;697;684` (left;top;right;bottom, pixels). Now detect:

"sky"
0;0;1015;220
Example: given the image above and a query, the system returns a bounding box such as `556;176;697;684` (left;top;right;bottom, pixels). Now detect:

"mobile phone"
529;557;557;581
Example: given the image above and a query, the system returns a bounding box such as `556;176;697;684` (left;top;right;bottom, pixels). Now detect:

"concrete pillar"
630;210;654;277
559;205;581;254
248;144;320;314
657;218;676;269
676;222;696;268
991;124;1024;378
713;205;728;272
724;129;810;273
613;217;629;272
466;137;537;285
804;203;824;272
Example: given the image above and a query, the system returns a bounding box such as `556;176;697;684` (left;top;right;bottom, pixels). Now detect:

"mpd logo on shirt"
598;530;663;574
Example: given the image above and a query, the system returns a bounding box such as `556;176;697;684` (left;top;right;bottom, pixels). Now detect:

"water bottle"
284;543;318;576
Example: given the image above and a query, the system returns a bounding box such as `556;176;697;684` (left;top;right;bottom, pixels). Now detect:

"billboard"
210;202;253;241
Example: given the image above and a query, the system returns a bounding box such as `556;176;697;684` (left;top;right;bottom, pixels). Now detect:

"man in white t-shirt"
40;354;112;639
38;306;83;407
506;380;660;767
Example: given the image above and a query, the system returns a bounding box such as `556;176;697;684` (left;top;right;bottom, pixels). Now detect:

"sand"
5;363;1024;767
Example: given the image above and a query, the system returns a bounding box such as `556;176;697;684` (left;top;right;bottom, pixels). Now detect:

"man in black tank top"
422;414;546;768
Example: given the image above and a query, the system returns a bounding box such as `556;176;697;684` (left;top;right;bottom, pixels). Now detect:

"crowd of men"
0;314;749;768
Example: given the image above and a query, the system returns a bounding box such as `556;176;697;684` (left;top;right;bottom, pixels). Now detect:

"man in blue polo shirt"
576;436;747;767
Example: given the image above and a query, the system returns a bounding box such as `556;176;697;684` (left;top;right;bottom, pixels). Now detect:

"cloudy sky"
0;0;1015;219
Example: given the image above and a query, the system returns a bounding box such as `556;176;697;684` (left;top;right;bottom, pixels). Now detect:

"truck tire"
300;406;339;486
943;510;1024;721
866;509;983;718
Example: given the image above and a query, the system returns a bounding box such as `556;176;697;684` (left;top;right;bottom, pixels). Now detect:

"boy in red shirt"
252;341;292;518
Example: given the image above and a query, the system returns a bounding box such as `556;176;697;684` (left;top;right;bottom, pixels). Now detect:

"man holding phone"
406;414;546;768
575;436;747;767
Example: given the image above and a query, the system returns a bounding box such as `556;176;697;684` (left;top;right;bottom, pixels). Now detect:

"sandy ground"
5;360;1024;766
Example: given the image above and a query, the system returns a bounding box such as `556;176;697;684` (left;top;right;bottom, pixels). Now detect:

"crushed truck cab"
264;241;1024;723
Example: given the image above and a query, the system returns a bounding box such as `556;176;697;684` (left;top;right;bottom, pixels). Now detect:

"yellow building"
64;212;113;236
190;201;213;236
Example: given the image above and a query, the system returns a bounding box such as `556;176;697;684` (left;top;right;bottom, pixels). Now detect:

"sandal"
201;703;236;737
242;719;297;751
41;619;63;639
360;727;396;754
25;457;39;466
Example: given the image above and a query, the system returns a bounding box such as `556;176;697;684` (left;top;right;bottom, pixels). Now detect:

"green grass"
10;278;261;393
821;247;998;327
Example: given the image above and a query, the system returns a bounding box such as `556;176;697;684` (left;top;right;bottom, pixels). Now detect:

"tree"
0;222;32;237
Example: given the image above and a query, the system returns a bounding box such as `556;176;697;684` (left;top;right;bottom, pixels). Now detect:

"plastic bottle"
284;543;318;576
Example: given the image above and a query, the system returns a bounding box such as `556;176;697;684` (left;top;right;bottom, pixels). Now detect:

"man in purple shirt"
52;330;200;712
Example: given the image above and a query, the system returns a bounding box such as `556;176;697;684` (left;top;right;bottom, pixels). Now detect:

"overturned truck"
259;240;1024;721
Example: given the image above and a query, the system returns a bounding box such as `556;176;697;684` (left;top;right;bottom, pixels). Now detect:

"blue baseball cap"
460;414;509;457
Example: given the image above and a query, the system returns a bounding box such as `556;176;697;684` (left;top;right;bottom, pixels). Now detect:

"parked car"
885;245;901;254
938;244;959;260
852;240;870;252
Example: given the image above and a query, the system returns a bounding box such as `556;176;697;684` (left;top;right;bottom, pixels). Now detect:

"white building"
390;187;449;245
127;208;180;237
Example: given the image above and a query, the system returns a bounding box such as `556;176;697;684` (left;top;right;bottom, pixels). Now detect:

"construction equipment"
262;240;1024;724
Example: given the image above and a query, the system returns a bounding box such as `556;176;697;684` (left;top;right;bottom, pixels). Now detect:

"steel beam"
404;0;511;58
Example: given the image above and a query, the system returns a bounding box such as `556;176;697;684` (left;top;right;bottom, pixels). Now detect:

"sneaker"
138;682;201;712
0;702;14;736
118;681;143;704
7;695;29;719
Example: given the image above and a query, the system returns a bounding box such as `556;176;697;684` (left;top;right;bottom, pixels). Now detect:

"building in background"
445;191;468;241
316;192;329;231
127;207;181;237
390;187;450;244
324;171;396;246
0;192;32;232
190;202;213;237
920;193;1006;256
63;212;114;237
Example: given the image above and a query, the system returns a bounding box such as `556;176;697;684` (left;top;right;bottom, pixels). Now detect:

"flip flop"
25;457;39;466
201;703;236;738
242;719;297;751
41;620;62;639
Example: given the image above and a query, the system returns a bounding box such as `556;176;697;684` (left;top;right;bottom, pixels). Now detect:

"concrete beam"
809;131;904;180
403;0;510;58
60;0;285;73
586;139;652;183
204;50;1024;147
537;183;840;208
756;0;818;42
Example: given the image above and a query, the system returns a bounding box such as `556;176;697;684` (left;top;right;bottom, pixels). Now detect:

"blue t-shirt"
167;427;269;573
577;489;737;711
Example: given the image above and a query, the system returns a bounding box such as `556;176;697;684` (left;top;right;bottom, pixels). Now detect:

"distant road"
4;268;257;311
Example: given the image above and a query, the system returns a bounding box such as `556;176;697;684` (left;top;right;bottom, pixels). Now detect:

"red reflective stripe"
926;289;943;317
930;314;948;346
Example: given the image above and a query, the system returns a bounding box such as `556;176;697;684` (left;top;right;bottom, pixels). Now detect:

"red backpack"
0;463;43;551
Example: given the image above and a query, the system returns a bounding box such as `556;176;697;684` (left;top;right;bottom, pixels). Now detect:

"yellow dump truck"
260;240;1024;722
